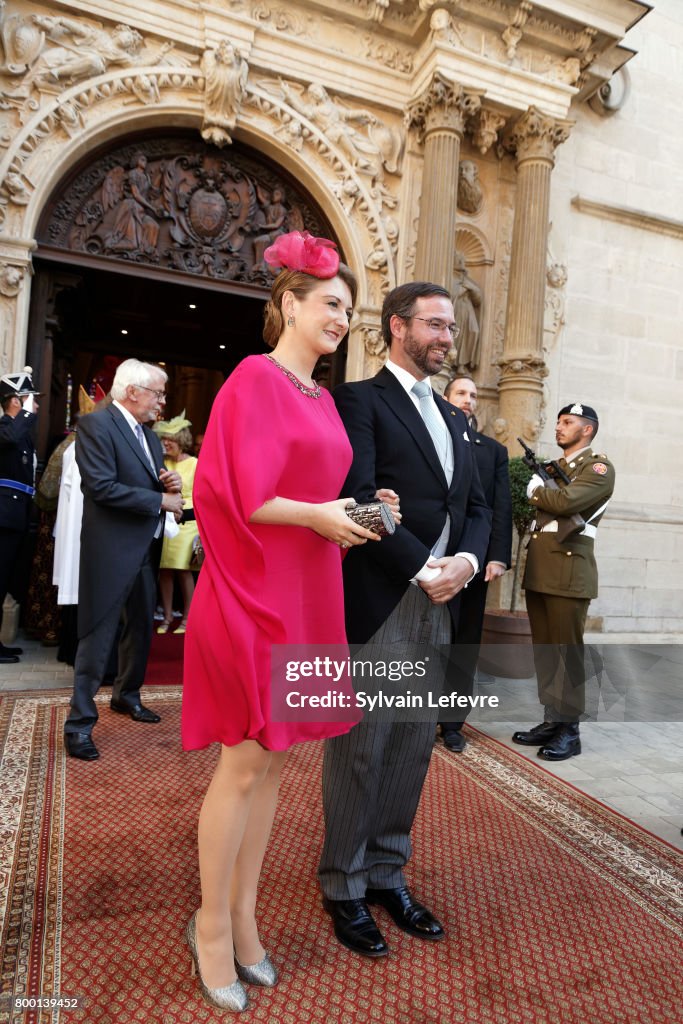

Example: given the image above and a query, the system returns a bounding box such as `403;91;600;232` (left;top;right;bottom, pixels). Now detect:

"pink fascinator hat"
264;230;340;279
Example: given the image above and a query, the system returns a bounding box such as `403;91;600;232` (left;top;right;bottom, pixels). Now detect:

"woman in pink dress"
182;232;384;1012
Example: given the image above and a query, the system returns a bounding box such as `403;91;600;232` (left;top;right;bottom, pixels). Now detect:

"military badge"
592;462;607;475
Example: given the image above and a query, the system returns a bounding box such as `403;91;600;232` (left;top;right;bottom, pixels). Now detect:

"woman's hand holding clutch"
308;498;382;549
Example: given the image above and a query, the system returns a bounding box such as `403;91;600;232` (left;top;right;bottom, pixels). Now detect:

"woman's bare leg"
178;569;195;621
231;751;287;965
194;741;273;988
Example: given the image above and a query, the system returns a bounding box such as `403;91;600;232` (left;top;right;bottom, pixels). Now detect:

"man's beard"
403;330;451;377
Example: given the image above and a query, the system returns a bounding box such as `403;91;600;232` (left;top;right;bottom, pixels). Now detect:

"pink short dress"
182;354;357;751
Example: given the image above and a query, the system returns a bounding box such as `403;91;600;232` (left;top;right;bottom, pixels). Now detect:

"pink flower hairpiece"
264;230;340;278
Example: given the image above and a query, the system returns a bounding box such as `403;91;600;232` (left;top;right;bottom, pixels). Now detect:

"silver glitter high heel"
235;952;278;987
186;913;249;1012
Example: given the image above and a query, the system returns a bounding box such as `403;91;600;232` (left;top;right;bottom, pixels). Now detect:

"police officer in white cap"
0;366;41;663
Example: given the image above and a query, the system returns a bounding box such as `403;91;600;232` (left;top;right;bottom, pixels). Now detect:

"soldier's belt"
0;478;35;496
537;519;597;539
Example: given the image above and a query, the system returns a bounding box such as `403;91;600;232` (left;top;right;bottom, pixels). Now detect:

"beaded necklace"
263;354;321;399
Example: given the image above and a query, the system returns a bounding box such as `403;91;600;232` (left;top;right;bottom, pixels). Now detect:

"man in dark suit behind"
319;283;491;957
438;375;512;751
63;358;183;761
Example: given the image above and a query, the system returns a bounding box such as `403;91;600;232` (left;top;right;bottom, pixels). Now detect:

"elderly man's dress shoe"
110;699;161;723
365;886;444;940
0;642;22;657
538;724;581;761
442;730;467;752
64;732;100;760
512;721;559;746
322;897;389;957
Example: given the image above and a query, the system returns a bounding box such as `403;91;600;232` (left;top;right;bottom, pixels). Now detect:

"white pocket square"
463;431;470;442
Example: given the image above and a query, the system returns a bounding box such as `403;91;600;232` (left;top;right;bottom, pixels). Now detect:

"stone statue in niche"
29;16;144;84
278;80;401;180
102;153;163;257
200;41;249;148
451;250;482;372
457;160;483;214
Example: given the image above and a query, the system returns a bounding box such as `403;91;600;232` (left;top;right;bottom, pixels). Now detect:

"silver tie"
412;380;448;468
135;422;155;471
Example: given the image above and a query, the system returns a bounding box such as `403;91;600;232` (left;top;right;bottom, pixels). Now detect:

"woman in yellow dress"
153;412;199;634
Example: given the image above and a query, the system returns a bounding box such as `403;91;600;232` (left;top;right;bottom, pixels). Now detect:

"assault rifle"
517;438;586;543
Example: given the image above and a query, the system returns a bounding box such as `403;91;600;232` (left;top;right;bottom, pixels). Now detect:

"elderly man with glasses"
63;358;183;760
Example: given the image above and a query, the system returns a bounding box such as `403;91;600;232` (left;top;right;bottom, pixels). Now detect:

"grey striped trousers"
318;584;451;899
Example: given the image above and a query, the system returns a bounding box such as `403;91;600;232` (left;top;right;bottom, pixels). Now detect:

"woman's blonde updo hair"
262;263;358;349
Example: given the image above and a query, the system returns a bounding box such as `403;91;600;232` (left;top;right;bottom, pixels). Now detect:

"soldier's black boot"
538;723;581;761
512;721;559;746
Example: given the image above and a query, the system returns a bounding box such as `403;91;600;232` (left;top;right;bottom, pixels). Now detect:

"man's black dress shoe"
64;732;100;760
110;700;161;723
365;886;444;941
322;897;389;957
512;721;559;746
538;724;581;761
0;651;19;664
442;730;466;752
0;642;23;657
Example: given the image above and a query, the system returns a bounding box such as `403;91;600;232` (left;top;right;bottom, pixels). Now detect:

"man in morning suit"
0;366;42;664
63;359;183;761
512;403;615;761
438;375;512;751
319;283;491;956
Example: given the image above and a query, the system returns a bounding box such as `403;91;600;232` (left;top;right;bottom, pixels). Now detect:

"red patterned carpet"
1;690;681;1024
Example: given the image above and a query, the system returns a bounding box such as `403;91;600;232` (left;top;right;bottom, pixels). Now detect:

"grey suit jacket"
76;403;164;635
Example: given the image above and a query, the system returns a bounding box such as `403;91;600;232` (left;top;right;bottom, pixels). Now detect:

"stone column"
498;107;571;448
0;239;34;378
406;71;480;286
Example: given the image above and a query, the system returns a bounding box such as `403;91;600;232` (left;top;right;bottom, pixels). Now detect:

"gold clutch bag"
344;500;396;537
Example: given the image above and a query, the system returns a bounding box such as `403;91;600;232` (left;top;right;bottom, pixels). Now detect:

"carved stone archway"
1;62;398;382
27;127;361;449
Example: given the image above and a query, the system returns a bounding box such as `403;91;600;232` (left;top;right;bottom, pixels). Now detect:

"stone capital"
496;354;548;381
406;73;481;144
505;106;572;164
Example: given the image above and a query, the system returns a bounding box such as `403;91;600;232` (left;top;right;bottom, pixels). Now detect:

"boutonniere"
463;432;470;442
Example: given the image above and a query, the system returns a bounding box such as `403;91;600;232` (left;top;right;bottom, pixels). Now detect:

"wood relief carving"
39;136;330;284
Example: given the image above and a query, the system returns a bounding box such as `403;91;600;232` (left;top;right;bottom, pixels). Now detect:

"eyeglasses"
409;317;460;340
134;384;166;400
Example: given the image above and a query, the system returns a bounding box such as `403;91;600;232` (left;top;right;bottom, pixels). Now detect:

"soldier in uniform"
0;366;42;664
512;403;615;760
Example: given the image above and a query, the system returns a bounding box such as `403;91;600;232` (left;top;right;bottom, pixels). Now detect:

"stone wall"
545;0;683;633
